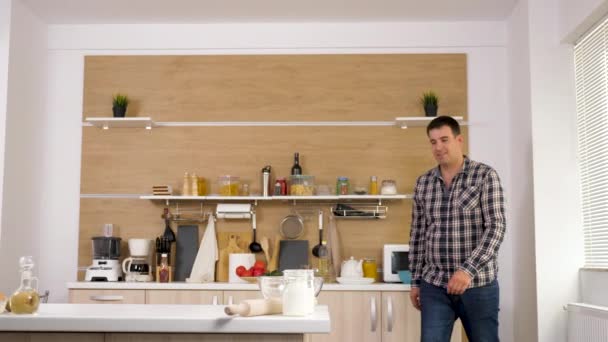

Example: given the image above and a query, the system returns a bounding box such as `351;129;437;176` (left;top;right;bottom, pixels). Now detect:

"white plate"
336;277;375;285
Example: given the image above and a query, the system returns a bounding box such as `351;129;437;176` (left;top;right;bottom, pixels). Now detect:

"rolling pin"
224;298;282;317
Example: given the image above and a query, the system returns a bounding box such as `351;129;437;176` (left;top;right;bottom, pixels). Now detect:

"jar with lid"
282;269;316;316
336;177;350;195
369;176;379;195
380;179;398;195
9;256;40;314
362;257;378;280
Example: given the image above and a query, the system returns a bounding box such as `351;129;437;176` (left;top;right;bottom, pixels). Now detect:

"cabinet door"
381;292;463;342
222;290;263;305
68;289;145;304
146;290;223;305
308;291;382;342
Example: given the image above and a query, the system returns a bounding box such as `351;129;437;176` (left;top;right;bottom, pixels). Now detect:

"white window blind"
575;18;608;268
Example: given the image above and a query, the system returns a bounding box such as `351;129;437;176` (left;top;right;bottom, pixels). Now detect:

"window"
575;18;608;268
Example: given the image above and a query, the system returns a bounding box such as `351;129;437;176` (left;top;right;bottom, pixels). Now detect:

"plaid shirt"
409;157;506;288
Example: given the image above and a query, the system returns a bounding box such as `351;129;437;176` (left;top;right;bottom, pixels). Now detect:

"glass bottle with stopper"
9;256;40;314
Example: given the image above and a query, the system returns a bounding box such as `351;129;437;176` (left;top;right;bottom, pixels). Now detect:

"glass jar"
282;269;315;316
380;179;398;195
336;177;350;195
9;256;40;314
218;175;240;196
362;257;378;280
369;176;379;195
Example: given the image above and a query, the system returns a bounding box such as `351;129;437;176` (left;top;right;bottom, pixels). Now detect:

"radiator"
567;303;608;342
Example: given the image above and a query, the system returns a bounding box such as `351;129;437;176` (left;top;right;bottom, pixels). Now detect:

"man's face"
428;125;463;166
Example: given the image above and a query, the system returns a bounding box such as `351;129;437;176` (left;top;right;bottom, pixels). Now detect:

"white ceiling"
21;0;517;24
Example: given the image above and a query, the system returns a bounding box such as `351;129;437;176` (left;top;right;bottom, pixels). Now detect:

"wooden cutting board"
216;232;248;282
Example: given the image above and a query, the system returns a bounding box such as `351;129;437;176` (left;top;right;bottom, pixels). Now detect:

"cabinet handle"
387;295;394;333
227;296;234;305
371;296;378;332
212;295;218;305
90;295;124;301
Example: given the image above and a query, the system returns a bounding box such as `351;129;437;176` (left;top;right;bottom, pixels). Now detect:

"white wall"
527;0;583;341
42;21;516;339
0;1;10;240
559;0;608;43
0;0;47;296
506;2;539;342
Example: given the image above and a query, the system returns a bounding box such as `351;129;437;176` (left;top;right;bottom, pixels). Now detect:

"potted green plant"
112;94;129;118
420;91;439;117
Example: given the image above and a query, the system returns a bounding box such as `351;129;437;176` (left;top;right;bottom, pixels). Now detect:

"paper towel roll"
228;253;256;283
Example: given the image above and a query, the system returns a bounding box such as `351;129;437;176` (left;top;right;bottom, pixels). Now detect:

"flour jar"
282;269;315;316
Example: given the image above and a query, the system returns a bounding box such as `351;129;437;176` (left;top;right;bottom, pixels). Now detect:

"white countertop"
0;304;330;334
67;281;410;291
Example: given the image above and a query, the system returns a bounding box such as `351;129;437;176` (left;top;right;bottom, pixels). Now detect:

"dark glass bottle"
291;153;302;175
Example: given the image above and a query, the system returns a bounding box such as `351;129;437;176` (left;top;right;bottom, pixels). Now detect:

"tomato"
242;269;253;277
235;266;246;276
254;260;266;269
252;268;265;276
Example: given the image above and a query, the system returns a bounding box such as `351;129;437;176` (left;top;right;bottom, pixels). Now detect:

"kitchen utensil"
162;208;176;243
217;233;246;282
312;211;324;257
258;276;285;300
175;225;199;281
278;240;308;271
224;298;282;317
249;211;263;253
268;235;280;272
326;215;342;276
280;207;304;239
260;236;270;264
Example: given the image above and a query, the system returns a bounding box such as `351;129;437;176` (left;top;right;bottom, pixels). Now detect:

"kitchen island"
0;303;330;342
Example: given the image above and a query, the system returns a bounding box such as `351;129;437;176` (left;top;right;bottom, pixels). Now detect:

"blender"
122;239;153;282
85;236;123;281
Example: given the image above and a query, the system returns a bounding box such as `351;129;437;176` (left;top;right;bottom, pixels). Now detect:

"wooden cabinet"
68;289;145;304
308;291;462;342
146;290;222;305
309;291;382;342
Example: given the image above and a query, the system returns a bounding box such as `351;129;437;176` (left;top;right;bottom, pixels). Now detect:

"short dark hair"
426;116;461;136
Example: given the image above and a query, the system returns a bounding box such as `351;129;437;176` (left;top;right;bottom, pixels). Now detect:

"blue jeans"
419;280;499;342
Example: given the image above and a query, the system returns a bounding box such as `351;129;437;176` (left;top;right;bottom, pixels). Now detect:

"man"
409;116;505;342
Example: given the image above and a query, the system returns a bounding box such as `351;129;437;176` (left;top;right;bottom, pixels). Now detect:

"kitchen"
0;0;596;341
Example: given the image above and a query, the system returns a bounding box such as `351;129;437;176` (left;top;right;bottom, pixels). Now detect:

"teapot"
341;256;363;278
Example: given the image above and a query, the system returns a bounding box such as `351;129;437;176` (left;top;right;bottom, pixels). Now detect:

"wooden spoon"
260;236;270;264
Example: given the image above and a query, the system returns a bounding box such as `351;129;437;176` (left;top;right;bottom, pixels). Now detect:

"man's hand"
409;287;421;311
447;270;472;295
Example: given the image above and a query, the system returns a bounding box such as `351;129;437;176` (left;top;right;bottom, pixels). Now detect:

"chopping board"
216;232;249;282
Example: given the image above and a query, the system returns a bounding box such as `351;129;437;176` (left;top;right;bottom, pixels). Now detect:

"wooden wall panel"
78;54;468;279
83;54;467;121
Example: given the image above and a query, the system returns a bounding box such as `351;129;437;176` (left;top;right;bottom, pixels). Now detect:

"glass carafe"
282;269;316;316
9;256;40;314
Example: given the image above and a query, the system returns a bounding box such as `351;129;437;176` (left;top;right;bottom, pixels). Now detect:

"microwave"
383;244;410;282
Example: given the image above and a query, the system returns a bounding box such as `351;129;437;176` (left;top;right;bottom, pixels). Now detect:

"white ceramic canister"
228;253;256;283
282;269;315;316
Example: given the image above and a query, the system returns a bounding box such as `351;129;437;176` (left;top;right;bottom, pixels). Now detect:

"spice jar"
336;177;349;195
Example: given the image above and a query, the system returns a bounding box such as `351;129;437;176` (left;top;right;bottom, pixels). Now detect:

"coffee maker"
122;239;153;282
85;236;123;282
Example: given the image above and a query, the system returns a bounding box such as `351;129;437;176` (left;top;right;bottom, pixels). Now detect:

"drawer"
69;289;145;304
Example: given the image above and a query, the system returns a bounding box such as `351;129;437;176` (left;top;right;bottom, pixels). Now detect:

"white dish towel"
186;217;218;283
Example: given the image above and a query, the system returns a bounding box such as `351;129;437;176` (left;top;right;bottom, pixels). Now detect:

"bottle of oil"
316;241;331;283
9;256;40;314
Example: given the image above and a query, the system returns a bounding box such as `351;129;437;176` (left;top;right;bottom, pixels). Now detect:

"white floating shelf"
84;117;155;129
140;194;411;201
394;116;465;128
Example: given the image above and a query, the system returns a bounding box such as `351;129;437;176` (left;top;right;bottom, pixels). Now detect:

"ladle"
312;210;324;257
249;211;263;253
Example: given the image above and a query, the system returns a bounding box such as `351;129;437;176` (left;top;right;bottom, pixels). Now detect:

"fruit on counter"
264;270;283;276
235;261;267;278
